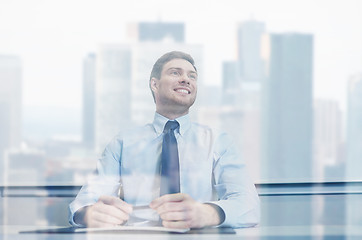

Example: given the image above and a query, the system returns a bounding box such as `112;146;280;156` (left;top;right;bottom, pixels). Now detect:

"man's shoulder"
190;121;224;135
190;122;234;144
114;123;155;140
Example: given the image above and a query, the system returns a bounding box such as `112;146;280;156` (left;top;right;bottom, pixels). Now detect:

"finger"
89;203;130;224
160;210;191;221
94;202;130;221
91;209;127;225
87;217;123;228
150;193;188;209
156;201;189;215
98;195;133;214
162;219;192;229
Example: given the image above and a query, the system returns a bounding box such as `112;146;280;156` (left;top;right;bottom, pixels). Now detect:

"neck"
156;108;189;120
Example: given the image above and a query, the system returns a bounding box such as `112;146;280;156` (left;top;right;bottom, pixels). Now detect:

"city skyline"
0;1;361;185
0;0;361;111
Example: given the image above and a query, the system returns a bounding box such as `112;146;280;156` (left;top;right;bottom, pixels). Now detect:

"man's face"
151;58;198;114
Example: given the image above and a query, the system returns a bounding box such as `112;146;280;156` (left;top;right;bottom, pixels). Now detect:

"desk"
2;225;362;239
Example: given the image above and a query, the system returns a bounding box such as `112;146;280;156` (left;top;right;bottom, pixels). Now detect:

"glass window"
0;0;361;187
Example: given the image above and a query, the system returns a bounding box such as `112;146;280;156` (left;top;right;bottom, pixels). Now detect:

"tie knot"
163;120;179;133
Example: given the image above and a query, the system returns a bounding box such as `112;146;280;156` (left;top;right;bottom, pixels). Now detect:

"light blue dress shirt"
69;112;260;228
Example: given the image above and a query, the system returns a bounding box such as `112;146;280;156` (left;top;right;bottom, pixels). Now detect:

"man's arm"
74;195;133;227
209;132;260;228
150;193;225;229
69;134;124;227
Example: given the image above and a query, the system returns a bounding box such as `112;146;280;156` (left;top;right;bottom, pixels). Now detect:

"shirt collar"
153;112;191;137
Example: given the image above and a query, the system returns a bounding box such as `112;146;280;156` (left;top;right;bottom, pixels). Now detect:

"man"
69;51;260;229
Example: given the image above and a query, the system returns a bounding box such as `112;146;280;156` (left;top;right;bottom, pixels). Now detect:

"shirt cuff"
205;200;260;228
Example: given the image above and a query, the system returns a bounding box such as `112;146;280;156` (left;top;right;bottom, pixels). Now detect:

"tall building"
346;74;362;227
313;99;343;180
261;33;314;181
237;20;266;83
346;74;362;180
218;20;267;182
0;55;22;184
223;61;241;91
128;22;185;43
95;45;132;151
82;53;96;150
222;61;242;105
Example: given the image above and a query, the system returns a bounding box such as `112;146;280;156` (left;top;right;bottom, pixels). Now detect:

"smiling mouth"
175;89;191;94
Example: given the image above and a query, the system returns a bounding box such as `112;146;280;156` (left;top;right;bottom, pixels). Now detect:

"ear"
150;77;158;92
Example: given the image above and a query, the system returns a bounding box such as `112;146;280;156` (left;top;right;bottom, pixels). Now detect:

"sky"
0;0;361;112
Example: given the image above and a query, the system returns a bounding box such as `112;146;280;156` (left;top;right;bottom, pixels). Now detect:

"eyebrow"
167;67;198;75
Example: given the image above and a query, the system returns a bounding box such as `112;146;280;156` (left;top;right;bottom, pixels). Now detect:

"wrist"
74;206;89;226
203;203;225;226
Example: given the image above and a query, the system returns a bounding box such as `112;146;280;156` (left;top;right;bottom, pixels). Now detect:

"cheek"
192;85;197;94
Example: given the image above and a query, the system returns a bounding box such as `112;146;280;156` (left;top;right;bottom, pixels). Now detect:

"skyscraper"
346;74;362;180
346;74;362;227
0;55;22;184
0;55;22;148
261;33;314;181
218;20;267;182
82;54;96;150
222;61;241;105
313;99;343;180
136;22;185;42
237;20;266;83
95;45;132;151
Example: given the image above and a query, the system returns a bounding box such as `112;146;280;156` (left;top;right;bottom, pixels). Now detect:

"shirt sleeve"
207;132;260;228
68;135;123;226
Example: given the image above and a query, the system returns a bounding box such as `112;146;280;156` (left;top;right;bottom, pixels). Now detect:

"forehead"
162;58;196;73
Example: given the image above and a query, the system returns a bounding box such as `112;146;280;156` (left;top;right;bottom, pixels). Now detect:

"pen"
118;182;151;210
133;205;151;210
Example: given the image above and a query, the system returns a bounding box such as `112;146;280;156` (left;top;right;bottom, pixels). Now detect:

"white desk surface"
2;225;362;239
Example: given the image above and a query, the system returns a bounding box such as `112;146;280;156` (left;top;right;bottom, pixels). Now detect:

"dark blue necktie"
160;120;180;196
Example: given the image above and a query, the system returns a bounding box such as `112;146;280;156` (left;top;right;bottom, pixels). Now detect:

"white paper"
75;226;190;233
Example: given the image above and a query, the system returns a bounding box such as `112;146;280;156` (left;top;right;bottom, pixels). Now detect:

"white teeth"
176;89;189;94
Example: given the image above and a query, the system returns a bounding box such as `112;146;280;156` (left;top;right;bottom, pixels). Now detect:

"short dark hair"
149;51;197;102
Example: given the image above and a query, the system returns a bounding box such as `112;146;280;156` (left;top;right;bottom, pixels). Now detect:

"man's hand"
150;193;224;229
74;195;133;227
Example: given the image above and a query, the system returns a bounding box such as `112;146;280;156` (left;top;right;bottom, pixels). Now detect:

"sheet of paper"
74;226;190;233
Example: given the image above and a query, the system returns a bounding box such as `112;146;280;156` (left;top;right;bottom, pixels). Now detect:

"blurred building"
82;53;96;150
3;147;46;185
0;55;22;184
219;20;267;182
132;22;185;42
95;45;132;152
221;60;262;181
222;61;242;105
237;20;266;83
261;33;314;182
346;74;362;180
346;73;362;227
313;99;343;180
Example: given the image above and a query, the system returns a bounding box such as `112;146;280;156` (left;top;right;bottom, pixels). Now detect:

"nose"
179;73;191;85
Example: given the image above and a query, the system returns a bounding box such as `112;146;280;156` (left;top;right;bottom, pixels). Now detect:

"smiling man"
150;56;197;119
69;51;260;229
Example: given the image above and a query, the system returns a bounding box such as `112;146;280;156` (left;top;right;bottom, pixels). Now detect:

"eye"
170;70;180;76
189;73;197;80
